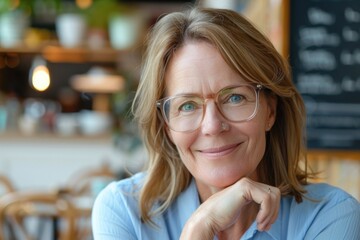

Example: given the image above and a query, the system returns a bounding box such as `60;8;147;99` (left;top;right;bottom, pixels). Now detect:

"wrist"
180;210;216;240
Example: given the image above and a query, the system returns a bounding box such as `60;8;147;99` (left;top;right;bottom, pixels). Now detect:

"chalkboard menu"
289;0;360;150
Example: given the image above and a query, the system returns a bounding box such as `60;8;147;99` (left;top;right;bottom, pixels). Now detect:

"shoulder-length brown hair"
132;7;309;224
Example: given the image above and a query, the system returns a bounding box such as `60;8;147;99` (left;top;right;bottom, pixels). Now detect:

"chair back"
58;163;117;239
0;191;76;240
64;163;117;197
0;175;15;196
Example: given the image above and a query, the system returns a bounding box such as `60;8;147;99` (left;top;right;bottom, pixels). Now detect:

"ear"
266;94;277;131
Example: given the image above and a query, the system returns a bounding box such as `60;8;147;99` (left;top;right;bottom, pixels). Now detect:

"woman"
92;7;360;239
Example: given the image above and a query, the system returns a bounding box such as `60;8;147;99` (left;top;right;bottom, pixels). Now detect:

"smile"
199;143;240;157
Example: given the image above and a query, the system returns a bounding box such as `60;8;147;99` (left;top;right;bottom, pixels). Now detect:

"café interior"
0;0;359;239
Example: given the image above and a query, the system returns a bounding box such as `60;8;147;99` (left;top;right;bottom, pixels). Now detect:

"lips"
199;143;240;157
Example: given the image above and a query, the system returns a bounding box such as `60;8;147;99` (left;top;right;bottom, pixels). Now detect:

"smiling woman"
161;41;275;193
92;6;360;240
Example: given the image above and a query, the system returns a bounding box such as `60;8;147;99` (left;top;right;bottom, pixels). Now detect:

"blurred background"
0;0;359;238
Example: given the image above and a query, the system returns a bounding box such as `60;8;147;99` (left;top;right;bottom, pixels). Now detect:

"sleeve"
305;197;360;240
91;183;138;240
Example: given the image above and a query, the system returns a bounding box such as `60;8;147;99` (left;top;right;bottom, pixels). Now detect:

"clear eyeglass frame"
156;84;263;132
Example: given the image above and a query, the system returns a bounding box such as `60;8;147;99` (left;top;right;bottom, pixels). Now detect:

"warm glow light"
11;0;20;9
76;0;93;9
31;65;50;91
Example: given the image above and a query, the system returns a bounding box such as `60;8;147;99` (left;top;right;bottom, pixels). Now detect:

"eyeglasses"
156;84;262;132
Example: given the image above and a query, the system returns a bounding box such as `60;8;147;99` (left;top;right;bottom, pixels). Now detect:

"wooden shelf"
42;45;120;63
0;42;127;63
308;150;360;161
0;132;113;142
0;41;56;54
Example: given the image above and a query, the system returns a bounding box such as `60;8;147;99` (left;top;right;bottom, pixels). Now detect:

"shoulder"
91;172;146;239
92;173;198;239
92;172;146;223
287;183;360;217
283;183;360;239
304;182;355;200
93;171;145;209
303;183;360;213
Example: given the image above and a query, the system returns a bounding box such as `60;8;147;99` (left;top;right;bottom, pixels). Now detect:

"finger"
256;187;280;231
255;187;274;223
263;188;280;222
237;179;280;231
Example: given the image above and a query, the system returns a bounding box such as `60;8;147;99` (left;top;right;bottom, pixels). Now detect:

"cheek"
168;131;197;157
252;128;267;160
242;119;267;164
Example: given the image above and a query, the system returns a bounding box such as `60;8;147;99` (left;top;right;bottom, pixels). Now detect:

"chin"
203;170;244;189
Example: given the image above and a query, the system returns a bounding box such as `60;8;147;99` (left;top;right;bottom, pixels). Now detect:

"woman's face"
164;41;276;196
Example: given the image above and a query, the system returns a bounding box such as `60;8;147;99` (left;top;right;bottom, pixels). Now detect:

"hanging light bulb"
76;0;93;9
29;56;51;92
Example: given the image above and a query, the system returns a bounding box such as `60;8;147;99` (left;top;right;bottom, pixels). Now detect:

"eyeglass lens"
161;85;259;132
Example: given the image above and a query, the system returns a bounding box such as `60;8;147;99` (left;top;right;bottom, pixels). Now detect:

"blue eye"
228;94;244;104
180;102;196;112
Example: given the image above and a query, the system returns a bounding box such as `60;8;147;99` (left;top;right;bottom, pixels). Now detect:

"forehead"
164;42;247;96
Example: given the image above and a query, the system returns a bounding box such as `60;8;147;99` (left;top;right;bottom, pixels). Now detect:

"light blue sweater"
92;172;360;240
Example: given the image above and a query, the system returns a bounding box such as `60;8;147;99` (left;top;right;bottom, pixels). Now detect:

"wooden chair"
0;175;15;195
57;163;117;239
62;162;117;197
0;191;77;240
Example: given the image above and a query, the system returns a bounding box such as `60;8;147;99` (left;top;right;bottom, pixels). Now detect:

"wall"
308;153;360;201
0;134;146;191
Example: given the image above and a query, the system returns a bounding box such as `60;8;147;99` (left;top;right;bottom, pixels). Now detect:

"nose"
200;101;227;135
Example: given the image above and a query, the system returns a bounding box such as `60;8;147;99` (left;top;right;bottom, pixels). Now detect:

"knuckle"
237;177;252;188
273;187;281;197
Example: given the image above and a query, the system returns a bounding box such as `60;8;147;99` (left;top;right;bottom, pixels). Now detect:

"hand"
180;178;281;239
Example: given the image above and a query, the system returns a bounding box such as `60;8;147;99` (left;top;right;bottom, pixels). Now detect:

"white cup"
109;14;142;50
0;11;29;47
56;13;87;48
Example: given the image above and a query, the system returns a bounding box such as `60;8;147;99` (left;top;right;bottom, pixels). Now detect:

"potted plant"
81;0;120;49
0;0;61;47
0;1;30;47
82;0;143;50
83;0;120;30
